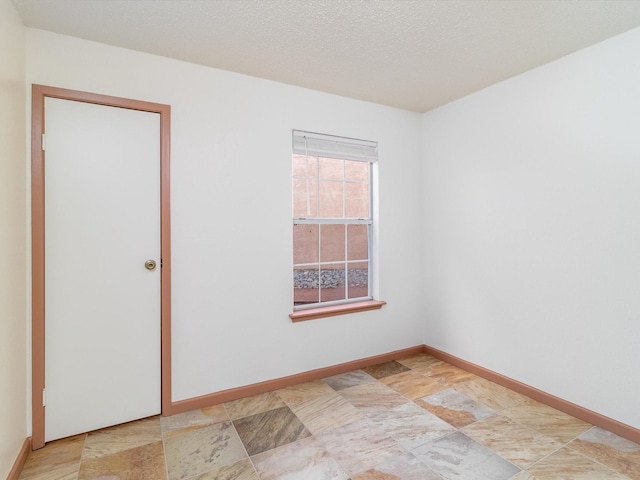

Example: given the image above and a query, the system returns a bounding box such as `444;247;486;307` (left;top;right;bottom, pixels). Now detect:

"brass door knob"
145;259;157;271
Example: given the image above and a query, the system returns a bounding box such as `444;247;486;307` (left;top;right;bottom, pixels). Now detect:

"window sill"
290;300;386;322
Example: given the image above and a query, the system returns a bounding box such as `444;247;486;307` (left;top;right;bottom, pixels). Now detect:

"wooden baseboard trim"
422;344;640;444
168;343;639;444
6;437;31;480
170;345;424;415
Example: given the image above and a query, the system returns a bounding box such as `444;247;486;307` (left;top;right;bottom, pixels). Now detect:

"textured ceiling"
12;0;640;112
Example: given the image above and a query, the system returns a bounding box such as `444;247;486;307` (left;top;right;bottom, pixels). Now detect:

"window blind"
292;130;378;163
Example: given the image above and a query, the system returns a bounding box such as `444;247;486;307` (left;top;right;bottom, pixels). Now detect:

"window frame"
291;130;384;319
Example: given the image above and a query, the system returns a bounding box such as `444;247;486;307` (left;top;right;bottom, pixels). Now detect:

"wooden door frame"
31;85;172;449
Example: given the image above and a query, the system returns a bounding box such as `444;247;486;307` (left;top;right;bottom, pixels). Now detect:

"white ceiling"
12;0;640;112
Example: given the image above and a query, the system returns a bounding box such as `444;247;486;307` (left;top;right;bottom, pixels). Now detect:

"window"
292;130;380;316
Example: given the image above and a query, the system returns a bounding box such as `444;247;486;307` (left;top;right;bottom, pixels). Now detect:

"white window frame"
292;130;378;311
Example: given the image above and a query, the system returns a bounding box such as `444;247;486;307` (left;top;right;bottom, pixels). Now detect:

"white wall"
0;0;27;475
25;29;424;404
422;27;640;429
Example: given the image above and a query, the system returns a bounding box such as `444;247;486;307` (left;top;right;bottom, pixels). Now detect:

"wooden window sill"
290;300;386;322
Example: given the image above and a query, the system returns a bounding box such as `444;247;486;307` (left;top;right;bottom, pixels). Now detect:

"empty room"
2;1;640;479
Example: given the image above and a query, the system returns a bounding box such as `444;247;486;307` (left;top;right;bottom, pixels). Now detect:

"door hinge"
42;388;46;407
42;133;46;151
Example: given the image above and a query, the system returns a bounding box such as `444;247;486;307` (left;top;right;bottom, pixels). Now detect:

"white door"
44;97;161;441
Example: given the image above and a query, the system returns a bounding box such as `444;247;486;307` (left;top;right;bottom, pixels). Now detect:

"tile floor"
18;354;640;479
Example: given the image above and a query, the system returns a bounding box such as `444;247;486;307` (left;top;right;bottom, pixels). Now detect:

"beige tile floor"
18;354;640;479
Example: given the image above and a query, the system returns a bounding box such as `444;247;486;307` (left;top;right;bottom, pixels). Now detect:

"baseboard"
170;345;424;415
6;437;31;480
422;344;640;444
168;342;640;445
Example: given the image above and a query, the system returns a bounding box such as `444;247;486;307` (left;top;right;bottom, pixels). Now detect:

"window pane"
347;224;368;261
292;178;317;217
293;224;318;264
292;154;318;178
345;182;369;218
294;266;319;306
345;160;369;182
318;157;343;180
319;263;346;303
348;261;368;299
320;224;345;263
318;180;343;217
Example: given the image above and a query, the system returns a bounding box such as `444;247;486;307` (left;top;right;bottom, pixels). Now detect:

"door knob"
145;259;157;271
